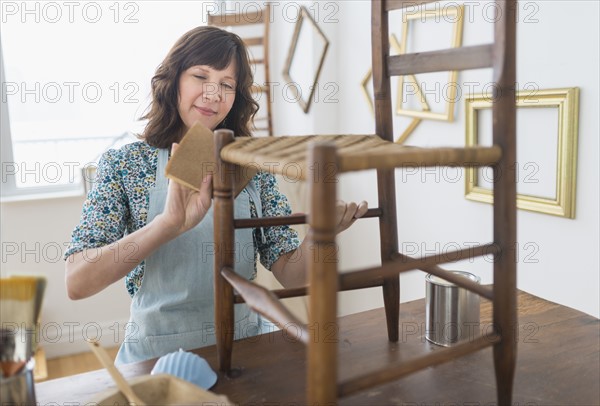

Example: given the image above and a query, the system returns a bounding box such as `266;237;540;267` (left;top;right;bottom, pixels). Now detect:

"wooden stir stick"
87;341;146;405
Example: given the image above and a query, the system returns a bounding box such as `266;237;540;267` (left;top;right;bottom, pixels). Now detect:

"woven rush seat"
220;134;502;180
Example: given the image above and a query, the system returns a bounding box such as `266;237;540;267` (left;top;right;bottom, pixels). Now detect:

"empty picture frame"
282;6;329;113
465;88;580;218
361;34;404;115
360;69;375;115
395;4;464;121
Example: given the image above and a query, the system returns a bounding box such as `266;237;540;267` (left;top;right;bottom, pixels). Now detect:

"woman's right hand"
66;144;212;300
155;143;213;237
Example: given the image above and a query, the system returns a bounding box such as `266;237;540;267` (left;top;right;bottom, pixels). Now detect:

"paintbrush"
0;276;38;377
5;275;47;356
6;275;46;322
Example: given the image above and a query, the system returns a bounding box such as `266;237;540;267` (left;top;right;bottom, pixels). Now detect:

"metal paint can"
425;271;481;347
0;359;36;405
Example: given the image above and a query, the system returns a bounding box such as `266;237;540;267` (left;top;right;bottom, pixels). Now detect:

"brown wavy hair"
140;26;258;148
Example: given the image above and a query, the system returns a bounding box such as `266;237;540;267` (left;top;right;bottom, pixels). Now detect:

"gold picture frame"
465;88;580;218
361;35;405;115
282;6;329;114
395;4;464;121
360;69;374;116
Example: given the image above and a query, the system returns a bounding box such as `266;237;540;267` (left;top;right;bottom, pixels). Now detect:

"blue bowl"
151;349;217;390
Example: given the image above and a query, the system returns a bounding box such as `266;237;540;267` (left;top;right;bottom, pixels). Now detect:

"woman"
64;26;367;364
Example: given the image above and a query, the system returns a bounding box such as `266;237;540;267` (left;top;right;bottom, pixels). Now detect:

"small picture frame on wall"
282;6;329;114
395;4;465;122
465;87;580;218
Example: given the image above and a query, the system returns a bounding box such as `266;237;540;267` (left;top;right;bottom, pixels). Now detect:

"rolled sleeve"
254;172;300;270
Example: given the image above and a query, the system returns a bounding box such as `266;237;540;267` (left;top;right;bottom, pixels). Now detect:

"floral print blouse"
65;141;300;297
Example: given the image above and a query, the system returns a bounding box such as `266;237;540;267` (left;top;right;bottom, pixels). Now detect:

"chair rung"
235;213;306;229
338;330;500;397
233;208;382;229
244;37;265;47
392;252;494;300
339;145;502;172
340;243;499;288
251;85;269;93
388;44;493;75
386;0;436;11
233;277;384;304
234;287;306;303
221;267;308;344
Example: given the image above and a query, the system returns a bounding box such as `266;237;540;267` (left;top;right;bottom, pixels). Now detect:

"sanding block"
165;123;258;197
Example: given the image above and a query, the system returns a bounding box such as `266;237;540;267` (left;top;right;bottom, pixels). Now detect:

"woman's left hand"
336;200;369;234
272;199;369;288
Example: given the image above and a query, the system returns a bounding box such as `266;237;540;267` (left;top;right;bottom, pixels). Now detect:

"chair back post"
491;0;518;403
207;5;273;135
263;3;273;135
372;0;400;343
307;141;339;404
213;129;236;373
371;1;394;141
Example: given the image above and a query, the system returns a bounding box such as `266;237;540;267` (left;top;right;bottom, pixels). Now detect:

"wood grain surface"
35;291;600;405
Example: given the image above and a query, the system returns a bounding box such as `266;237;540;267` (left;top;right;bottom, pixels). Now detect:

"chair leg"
307;142;339;404
492;159;518;404
492;65;518;404
493;219;517;405
382;276;400;342
377;168;400;343
214;270;234;374
214;129;236;374
492;0;517;400
493;256;517;405
494;337;516;405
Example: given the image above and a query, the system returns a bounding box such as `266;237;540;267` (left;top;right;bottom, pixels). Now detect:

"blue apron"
116;148;262;365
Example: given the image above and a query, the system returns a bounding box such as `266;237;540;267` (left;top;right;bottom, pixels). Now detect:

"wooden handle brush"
0;276;40;377
88;341;147;405
7;275;47;325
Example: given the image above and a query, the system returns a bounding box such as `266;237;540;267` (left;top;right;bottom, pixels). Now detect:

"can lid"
426;271;480;286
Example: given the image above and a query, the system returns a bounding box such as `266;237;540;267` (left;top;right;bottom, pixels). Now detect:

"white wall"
1;1;598;359
269;0;600;318
327;0;600;318
1;196;131;357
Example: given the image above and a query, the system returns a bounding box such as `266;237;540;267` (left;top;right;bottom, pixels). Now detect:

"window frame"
1;41;87;200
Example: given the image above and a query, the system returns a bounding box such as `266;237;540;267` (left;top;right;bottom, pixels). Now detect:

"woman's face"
177;61;237;132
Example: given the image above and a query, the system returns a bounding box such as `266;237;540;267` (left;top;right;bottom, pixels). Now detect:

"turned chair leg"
214;129;236;373
307;142;339;405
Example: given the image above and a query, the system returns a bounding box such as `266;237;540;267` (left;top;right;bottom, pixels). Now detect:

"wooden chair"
213;0;517;404
208;4;273;136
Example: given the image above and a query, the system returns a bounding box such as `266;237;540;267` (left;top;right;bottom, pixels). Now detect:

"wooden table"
35;291;599;405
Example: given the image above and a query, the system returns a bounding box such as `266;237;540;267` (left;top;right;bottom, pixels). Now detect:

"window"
1;1;213;198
